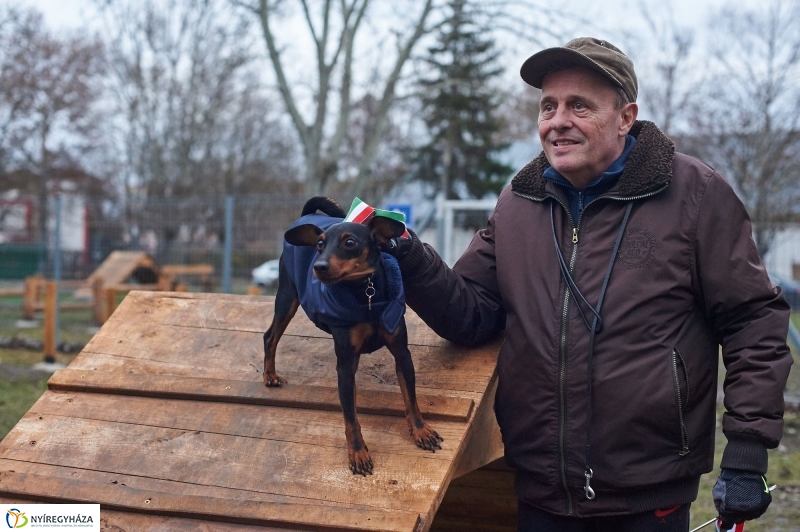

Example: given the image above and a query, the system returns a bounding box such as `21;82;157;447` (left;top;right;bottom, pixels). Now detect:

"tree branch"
255;0;311;151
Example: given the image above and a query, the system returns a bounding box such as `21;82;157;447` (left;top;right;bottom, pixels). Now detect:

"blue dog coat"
282;213;406;334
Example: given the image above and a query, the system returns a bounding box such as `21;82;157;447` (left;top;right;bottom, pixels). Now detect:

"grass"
0;376;48;440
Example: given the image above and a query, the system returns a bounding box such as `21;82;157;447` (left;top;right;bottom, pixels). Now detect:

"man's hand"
712;469;772;528
381;229;416;260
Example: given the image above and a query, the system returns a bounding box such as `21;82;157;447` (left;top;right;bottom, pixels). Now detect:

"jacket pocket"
671;348;690;456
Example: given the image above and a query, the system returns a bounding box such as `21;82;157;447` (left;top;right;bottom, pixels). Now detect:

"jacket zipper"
558;226;579;515
549;195;578;515
512;185;669;512
671;348;690;456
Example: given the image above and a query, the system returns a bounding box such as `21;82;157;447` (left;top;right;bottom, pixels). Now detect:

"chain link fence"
1;192;313;285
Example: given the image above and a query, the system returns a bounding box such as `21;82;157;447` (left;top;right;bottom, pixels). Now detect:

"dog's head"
285;217;405;284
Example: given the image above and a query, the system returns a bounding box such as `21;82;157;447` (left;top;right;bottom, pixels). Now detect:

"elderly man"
387;38;792;531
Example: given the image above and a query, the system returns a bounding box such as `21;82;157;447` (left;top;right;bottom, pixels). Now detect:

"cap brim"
520;47;617;89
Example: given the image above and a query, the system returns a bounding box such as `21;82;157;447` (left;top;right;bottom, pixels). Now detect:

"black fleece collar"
511;120;675;200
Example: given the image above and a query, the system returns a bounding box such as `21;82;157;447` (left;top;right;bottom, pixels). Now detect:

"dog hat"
345;198;409;238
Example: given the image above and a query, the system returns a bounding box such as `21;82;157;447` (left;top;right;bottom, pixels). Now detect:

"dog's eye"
316;239;324;250
344;238;356;248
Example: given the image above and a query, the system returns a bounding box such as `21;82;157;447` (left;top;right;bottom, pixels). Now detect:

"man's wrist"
720;433;769;474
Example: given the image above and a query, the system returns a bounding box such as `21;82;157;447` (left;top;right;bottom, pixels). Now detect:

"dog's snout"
313;261;329;275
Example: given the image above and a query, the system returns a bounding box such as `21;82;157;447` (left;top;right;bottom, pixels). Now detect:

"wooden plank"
65;351;485;403
27;391;465;459
76;325;498;393
162;264;214;276
0;495;302;532
0;415;448;516
42;281;57;359
47;369;474;422
23;275;43;319
452;373;503;478
0;471;424;532
429;459;516;532
0;459;427;516
147;291;458;349
75;251;155;299
0;288;23;297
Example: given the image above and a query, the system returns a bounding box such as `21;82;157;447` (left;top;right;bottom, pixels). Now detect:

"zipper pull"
584;468;595;500
572;227;579;244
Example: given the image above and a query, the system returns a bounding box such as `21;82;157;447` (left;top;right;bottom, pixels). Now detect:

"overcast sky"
25;0;745;50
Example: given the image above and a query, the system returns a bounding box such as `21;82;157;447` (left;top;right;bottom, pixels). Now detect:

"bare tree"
691;0;800;257
236;0;439;198
100;0;255;198
98;0;300;251
0;7;106;242
635;0;696;138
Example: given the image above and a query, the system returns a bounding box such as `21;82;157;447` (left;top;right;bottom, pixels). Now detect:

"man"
388;38;792;531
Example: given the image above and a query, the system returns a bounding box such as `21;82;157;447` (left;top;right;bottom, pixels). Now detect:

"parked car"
252;259;280;288
769;272;800;311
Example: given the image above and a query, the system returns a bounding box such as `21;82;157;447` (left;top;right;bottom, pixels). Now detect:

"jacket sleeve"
396;210;505;347
694;171;793;473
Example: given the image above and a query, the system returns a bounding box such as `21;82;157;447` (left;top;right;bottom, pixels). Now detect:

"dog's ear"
370;217;405;245
285;224;323;246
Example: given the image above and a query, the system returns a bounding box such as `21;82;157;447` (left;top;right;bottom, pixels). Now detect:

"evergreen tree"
412;0;513;199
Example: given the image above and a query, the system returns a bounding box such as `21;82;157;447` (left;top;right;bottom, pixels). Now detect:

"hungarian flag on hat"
345;197;410;238
344;197;376;224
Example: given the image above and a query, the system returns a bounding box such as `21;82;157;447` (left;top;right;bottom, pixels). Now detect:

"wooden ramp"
0;291;507;531
74;251;157;299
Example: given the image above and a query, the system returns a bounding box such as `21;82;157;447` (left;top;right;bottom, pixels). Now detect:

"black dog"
263;197;442;475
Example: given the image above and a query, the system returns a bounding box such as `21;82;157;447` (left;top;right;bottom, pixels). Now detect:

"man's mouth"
553;140;578;147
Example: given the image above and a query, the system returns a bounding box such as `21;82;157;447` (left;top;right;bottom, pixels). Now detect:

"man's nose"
549;106;573;129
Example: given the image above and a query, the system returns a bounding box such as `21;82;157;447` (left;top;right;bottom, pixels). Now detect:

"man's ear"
285;224;323;246
370;217;405;245
619;102;638;136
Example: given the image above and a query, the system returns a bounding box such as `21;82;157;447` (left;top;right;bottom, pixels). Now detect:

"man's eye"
541;104;554;113
574;102;585;110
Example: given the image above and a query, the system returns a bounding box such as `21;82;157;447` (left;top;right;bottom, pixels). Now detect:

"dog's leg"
383;319;443;452
263;260;298;387
332;324;373;475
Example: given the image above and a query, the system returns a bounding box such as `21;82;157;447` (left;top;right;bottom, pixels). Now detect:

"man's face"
538;67;637;189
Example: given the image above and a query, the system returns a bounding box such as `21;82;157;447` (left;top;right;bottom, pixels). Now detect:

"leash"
550;201;634;500
689;485;777;532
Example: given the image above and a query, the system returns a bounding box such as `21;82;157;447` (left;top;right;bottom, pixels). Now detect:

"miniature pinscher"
263;197;442;475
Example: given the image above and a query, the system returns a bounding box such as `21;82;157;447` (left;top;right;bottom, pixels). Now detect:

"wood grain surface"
0;291;504;531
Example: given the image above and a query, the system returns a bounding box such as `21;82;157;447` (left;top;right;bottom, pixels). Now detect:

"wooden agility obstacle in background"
73;251;159;299
0;291;513;531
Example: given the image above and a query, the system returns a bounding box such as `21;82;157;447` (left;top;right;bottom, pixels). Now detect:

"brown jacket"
399;120;792;516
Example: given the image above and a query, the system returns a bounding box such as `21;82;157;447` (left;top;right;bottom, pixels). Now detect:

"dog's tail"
301;197;346;218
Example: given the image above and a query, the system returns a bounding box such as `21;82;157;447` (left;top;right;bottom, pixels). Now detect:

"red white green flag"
345;197;409;238
344;197;375;224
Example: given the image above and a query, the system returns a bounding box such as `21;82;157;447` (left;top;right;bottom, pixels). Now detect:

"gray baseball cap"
520;37;638;102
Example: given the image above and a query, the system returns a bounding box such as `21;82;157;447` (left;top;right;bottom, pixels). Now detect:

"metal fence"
1;192;313;288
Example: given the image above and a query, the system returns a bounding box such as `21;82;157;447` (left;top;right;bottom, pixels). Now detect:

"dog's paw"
411;425;443;453
263;371;287;387
348;448;373;476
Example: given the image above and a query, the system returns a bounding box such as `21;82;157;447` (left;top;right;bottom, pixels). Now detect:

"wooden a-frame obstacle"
0;291;515;531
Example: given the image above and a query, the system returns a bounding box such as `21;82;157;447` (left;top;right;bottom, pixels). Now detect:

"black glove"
381;229;416;260
712;468;772;528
